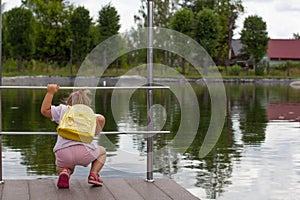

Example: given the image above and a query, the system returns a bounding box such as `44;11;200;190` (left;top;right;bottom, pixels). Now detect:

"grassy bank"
2;59;300;79
3;68;300;79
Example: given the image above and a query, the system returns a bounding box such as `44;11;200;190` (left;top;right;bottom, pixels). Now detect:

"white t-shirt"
51;104;99;152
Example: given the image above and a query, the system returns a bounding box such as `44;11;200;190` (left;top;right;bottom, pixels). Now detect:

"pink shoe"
57;168;70;188
88;173;103;186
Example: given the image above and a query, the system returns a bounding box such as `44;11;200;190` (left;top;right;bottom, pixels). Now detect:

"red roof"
267;39;300;60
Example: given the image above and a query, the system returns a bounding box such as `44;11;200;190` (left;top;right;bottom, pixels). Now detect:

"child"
41;84;106;188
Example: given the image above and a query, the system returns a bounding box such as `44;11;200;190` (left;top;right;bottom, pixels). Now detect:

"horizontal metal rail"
0;86;170;90
0;131;170;135
0;85;170;183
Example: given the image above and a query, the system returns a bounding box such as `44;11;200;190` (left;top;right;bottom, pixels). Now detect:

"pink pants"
55;145;101;168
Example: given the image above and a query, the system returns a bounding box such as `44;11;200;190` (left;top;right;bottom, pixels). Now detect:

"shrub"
255;63;265;76
273;64;286;71
228;64;242;76
3;58;18;72
217;66;224;73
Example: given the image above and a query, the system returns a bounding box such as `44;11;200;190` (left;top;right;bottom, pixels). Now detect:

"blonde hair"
65;89;91;106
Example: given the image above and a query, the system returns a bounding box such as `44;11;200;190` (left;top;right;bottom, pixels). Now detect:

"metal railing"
0;131;170;135
0;86;170;90
0;85;170;183
0;0;159;184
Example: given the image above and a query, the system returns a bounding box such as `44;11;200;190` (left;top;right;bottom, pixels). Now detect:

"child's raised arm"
41;84;59;119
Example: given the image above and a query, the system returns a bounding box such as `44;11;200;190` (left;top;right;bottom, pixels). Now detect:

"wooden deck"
0;178;199;200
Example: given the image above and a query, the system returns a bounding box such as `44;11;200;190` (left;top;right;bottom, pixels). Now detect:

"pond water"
1;82;300;200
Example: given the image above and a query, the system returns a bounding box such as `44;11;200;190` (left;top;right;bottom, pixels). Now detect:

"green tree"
96;3;121;68
134;0;178;28
192;0;215;13
216;0;244;70
240;15;269;70
97;3;121;42
193;8;220;59
184;0;244;67
70;6;92;65
169;8;194;74
4;7;36;72
2;11;11;61
89;24;100;49
293;33;300;39
179;0;214;13
134;1;180;70
22;0;72;66
123;27;147;67
169;8;194;37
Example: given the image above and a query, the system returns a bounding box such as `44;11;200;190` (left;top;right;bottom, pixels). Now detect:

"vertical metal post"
146;0;154;182
0;0;3;184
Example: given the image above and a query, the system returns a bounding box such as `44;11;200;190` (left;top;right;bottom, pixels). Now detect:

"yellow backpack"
57;104;96;143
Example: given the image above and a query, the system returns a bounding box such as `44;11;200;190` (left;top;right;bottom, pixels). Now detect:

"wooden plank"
55;178;89;200
103;178;143;200
125;178;171;200
75;179;116;200
28;179;58;200
154;178;200;200
0;182;3;199
1;180;29;200
0;178;199;200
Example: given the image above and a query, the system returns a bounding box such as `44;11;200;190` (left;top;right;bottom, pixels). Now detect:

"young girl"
41;84;106;188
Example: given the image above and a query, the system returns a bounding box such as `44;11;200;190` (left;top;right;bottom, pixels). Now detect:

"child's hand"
47;84;59;94
41;84;59;119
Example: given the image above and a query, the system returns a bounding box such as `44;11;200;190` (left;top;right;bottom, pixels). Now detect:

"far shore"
1;75;300;86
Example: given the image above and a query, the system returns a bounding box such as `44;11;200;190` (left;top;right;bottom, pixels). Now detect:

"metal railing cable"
0;84;170;182
0;86;169;90
0;85;170;182
1;131;169;135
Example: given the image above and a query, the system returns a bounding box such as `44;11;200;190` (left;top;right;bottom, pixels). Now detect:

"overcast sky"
2;0;300;39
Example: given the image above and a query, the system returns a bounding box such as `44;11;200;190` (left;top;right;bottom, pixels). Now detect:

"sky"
2;0;300;39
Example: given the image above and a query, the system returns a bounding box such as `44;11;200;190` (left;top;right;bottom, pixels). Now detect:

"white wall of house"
269;60;300;66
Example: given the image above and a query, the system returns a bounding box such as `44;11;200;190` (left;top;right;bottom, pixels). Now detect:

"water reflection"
3;135;56;175
1;83;300;199
267;103;300;122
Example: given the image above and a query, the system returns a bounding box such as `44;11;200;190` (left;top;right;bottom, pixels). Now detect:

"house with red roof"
266;39;300;65
230;39;300;66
